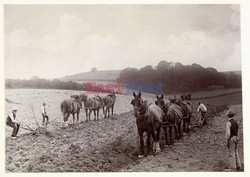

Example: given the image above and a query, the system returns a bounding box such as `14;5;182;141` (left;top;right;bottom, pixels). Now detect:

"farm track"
5;102;243;172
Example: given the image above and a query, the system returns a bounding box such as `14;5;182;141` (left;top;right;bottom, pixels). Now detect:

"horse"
131;91;163;157
79;93;104;121
102;92;116;118
172;96;193;133
94;95;105;120
60;94;82;127
155;94;183;145
180;93;192;101
155;94;170;112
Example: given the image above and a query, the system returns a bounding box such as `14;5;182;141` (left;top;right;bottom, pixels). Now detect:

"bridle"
156;99;166;112
134;98;149;120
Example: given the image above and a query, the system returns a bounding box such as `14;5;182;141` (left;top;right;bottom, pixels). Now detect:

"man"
6;106;20;138
42;102;49;127
225;109;241;171
197;101;207;125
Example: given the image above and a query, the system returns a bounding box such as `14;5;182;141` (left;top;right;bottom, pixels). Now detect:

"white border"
1;0;250;176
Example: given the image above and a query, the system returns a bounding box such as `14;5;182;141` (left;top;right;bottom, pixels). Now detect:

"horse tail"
61;100;71;122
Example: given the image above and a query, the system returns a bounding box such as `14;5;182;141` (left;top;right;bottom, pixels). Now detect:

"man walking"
6;106;20;138
197;101;207;125
225;109;241;171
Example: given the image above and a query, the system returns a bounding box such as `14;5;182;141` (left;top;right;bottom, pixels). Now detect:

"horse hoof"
138;155;144;158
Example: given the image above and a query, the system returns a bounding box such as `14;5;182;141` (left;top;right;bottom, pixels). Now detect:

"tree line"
117;61;241;93
5;78;109;93
5;79;87;90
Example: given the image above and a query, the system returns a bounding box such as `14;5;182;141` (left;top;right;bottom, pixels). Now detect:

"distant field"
200;92;242;106
189;88;242;99
140;88;241;99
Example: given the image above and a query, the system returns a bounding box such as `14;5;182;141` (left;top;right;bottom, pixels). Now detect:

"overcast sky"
4;4;241;79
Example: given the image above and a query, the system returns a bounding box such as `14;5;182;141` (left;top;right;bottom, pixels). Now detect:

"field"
5;88;243;172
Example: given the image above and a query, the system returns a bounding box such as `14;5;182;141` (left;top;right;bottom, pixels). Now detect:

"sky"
4;4;241;79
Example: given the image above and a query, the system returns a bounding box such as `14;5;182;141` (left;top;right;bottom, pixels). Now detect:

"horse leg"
72;113;75;127
178;120;183;140
94;110;96;121
64;113;70;127
138;131;144;157
164;127;169;145
89;110;92;121
85;109;88;122
146;132;151;156
97;109;99;121
169;126;173;144
111;105;114;115
102;107;105;118
187;116;191;132
106;107;109;117
104;107;107;118
183;119;186;133
156;126;161;152
108;107;110;117
174;125;178;141
77;111;80;125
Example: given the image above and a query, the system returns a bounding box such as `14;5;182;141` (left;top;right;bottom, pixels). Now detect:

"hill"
60;70;121;82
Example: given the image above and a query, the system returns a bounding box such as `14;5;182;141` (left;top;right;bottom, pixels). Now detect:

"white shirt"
225;118;233;141
8;112;16;123
42;105;47;115
197;103;207;112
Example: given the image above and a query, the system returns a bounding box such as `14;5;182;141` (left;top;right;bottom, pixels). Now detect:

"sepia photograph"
2;1;248;173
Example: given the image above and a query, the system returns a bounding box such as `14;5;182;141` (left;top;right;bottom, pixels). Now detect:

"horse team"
131;91;192;157
61;90;192;157
60;92;116;126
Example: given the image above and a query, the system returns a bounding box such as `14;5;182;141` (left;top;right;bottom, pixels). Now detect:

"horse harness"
135;99;151;120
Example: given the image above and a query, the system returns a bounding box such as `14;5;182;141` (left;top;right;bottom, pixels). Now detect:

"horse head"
169;97;176;104
79;93;88;102
155;94;165;110
108;91;116;100
131;91;143;118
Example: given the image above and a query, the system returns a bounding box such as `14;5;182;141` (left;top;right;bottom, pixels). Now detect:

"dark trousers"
42;113;49;124
201;111;206;125
6;118;20;137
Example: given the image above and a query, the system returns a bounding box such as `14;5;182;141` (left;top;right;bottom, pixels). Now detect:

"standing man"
197;101;207;125
42;102;49;127
225;109;241;171
6;106;20;138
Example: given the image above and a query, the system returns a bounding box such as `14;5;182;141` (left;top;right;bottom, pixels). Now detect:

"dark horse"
155;94;183;145
171;96;193;133
131;92;164;157
180;93;192;101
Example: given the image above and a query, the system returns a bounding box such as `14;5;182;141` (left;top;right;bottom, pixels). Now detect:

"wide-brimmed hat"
226;109;235;117
12;106;18;111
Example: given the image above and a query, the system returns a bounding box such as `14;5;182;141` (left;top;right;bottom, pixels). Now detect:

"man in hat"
6;106;20;138
225;109;241;171
197;101;207;125
41;102;49;127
